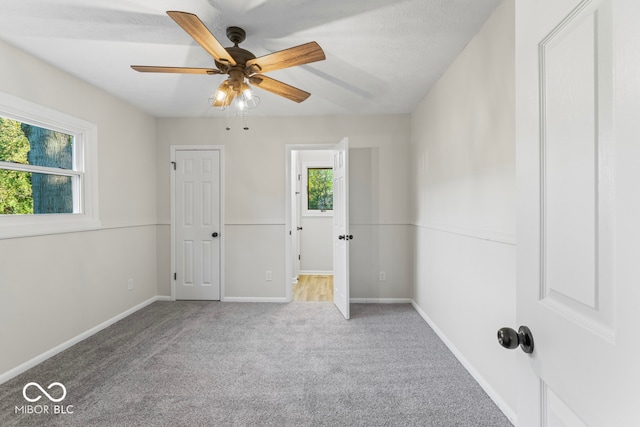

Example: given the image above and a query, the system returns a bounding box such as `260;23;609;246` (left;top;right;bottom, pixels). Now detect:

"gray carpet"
0;302;513;426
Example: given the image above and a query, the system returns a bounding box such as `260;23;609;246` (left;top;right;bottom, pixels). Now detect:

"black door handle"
212;232;219;238
497;326;534;354
338;235;354;240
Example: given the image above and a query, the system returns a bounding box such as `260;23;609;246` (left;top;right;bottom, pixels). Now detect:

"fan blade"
249;75;310;103
131;66;220;75
246;42;325;74
166;11;236;66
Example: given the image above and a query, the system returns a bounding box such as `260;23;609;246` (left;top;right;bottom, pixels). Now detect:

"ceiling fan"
131;11;326;107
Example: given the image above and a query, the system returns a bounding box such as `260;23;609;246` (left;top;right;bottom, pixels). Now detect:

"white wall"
0;40;158;377
410;0;517;420
156;115;412;300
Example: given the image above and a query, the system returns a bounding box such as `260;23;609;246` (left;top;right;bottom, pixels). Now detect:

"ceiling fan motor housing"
226;26;246;45
214;27;256;75
215;46;256;74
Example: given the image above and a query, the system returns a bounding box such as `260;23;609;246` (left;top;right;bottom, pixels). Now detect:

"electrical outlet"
266;271;272;281
379;271;386;281
127;278;133;291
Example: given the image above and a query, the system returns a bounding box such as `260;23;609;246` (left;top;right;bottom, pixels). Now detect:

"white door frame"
170;145;225;301
285;143;341;302
291;150;301;281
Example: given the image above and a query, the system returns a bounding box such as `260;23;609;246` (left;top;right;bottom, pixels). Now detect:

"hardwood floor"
293;275;333;302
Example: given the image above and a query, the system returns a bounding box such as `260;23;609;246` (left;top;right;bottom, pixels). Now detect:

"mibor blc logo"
15;382;74;415
23;382;66;402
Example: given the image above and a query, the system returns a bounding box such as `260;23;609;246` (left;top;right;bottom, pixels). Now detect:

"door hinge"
171;161;176;170
298;174;301;181
173;272;177;280
298;255;301;260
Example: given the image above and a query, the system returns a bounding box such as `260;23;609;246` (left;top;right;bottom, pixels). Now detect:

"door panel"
516;0;640;425
539;0;614;331
175;150;221;300
332;138;349;319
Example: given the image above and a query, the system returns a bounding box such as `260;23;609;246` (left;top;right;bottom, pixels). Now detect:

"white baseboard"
222;297;288;303
410;300;517;425
299;271;333;276
0;295;165;386
351;298;412;304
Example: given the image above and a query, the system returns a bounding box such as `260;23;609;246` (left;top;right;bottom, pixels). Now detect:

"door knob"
212;232;219;238
497;326;534;354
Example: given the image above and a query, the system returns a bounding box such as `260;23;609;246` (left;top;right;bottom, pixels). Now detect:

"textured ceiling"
0;0;501;118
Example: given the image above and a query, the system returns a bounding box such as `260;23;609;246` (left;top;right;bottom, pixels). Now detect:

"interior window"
305;166;333;215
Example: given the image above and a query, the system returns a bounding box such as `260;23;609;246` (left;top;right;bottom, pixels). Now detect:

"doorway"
171;146;224;301
292;149;334;284
285;141;350;318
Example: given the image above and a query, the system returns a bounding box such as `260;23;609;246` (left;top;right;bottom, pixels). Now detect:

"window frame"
0;91;100;239
302;161;333;217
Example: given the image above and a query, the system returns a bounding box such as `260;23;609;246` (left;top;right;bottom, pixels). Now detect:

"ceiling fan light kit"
131;11;326;125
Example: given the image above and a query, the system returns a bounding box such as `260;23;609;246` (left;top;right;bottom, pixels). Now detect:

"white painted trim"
410;300;517;425
100;220;158;230
225;221;286;226
222;297;288;303
350;298;412;304
300;270;334;276
413;222;516;245
0;296;166;386
350;221;412;226
170;145;225;302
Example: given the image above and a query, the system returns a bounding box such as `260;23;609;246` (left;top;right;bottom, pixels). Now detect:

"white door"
515;0;640;425
332;138;350;319
174;149;221;300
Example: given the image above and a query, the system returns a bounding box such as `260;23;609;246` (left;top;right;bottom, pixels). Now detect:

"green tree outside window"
307;167;333;211
0;118;33;214
0;117;74;215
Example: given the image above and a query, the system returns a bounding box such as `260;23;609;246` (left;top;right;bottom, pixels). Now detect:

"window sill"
302;211;334;218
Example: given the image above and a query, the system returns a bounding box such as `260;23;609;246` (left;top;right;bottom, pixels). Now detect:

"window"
0;92;99;238
1;118;77;215
303;163;333;216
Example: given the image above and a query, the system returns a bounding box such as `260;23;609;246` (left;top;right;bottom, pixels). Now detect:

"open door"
513;0;640;425
332;138;350;319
